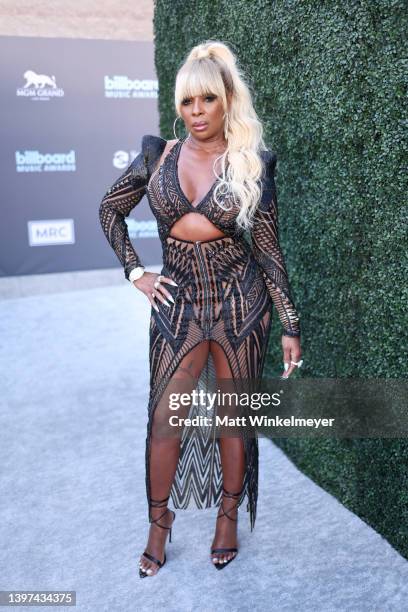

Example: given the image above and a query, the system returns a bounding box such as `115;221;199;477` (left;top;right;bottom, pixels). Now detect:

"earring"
223;113;229;139
173;115;184;140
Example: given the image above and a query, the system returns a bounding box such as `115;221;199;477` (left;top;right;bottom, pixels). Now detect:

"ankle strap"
217;486;244;523
150;495;170;508
222;486;244;499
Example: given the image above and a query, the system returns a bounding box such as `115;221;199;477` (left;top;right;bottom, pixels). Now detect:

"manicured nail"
163;300;170;306
171;280;178;286
168;295;175;303
154;304;159;312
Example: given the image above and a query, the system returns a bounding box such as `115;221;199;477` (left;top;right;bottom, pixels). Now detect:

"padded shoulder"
259;149;277;192
260;148;277;175
141;134;167;177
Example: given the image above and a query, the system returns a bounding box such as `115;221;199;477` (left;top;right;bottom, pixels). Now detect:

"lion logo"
23;70;57;89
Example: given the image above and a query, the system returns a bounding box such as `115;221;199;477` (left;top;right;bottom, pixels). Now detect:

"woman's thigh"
151;339;210;439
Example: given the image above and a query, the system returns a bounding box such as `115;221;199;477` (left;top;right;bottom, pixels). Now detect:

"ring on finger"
154;280;160;289
158;275;163;282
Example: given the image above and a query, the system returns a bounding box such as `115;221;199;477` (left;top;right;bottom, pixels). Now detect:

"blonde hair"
174;40;266;231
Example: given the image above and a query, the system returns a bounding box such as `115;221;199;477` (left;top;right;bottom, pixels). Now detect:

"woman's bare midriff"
169;212;227;241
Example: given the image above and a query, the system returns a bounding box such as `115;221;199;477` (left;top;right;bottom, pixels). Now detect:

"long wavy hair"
174;40;267;231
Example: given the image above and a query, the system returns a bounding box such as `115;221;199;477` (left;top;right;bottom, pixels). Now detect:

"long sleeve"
98;135;166;281
250;151;301;336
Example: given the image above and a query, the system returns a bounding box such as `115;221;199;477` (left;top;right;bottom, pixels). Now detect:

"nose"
192;97;203;116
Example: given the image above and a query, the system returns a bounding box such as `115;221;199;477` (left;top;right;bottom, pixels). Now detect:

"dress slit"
145;332;252;526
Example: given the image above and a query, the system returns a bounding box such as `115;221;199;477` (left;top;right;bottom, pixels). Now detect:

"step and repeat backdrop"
0;36;161;278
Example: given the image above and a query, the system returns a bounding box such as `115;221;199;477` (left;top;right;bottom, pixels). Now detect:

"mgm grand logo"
16;70;65;100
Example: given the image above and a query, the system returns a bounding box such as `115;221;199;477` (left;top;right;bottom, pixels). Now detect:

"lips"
192;122;208;130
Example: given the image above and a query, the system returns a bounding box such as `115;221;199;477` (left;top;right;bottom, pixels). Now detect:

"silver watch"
129;266;145;282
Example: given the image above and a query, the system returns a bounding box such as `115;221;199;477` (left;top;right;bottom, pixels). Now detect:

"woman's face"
179;92;226;141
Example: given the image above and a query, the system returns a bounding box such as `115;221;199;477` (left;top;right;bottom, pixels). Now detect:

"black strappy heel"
139;494;176;578
211;486;244;570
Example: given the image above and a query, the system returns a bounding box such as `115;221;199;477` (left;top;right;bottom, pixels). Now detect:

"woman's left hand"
281;335;302;378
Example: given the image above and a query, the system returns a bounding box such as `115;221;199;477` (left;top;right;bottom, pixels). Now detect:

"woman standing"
99;40;302;577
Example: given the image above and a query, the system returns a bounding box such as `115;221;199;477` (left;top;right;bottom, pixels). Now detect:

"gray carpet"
1;279;407;612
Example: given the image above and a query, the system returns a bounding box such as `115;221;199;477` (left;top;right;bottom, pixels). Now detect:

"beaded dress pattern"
99;135;300;531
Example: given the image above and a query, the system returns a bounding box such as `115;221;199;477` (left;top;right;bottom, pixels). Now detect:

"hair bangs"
175;59;227;113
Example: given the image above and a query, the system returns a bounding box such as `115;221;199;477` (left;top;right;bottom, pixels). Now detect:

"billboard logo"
28;219;75;246
104;75;158;98
126;219;158;239
113;150;139;169
16;70;65;100
16;150;76;172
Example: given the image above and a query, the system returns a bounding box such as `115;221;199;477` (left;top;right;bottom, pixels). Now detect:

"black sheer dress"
99;135;300;531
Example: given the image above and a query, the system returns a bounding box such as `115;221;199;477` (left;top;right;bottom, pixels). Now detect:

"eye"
181;98;192;106
204;94;217;102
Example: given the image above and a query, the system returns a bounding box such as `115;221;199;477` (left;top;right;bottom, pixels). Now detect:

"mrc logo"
28;219;75;246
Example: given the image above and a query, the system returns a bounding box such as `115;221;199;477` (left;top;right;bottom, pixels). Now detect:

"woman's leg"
209;340;246;566
139;340;210;576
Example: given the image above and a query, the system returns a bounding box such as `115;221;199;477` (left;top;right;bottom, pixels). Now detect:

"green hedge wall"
153;0;408;558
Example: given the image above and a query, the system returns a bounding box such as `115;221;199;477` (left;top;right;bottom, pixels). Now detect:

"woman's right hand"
132;271;178;312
